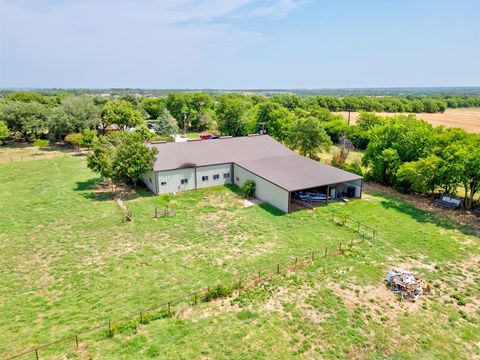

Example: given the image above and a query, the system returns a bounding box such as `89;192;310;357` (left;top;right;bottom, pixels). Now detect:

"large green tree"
256;102;297;143
216;95;252;136
289;117;332;160
0;101;50;140
154;108;179;136
87;132;157;185
396;155;443;196
99;99;144;133
50;96;100;138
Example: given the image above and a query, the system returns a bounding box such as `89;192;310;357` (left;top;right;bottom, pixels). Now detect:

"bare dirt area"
335;108;480;133
363;182;480;236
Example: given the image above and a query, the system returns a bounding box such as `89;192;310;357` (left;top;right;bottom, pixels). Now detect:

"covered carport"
236;154;363;213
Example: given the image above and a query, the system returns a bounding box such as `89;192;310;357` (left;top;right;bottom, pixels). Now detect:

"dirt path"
363;182;480;236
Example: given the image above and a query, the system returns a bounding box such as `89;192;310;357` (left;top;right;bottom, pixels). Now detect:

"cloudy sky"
0;0;479;89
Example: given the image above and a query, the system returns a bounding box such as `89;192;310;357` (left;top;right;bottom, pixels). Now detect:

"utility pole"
183;112;189;135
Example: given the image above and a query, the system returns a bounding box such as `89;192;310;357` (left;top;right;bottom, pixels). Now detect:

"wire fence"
5;213;376;360
0;149;91;164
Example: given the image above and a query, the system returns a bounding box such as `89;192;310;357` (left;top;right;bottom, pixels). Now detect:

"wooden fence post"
350;238;354;247
140;311;143;323
108;322;113;338
373;229;376;239
168;302;171;315
35;349;39;360
311;251;315;261
258;270;261;279
324;247;328;257
277;263;280;274
75;334;79;348
339;243;342;254
194;292;197;305
238;278;242;290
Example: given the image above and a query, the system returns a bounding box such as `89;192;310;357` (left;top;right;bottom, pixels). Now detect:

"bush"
0;121;9;145
202;284;235;302
64;133;83;146
240;179;256;198
340;161;364;176
33;139;49;148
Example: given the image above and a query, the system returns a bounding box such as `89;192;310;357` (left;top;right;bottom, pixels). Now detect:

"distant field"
336;108;480;133
1;155;479;359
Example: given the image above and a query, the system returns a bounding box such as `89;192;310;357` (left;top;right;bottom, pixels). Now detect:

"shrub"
79;129;97;147
240;179;256;199
33;139;49;148
0;121;9;145
202;284;235;302
64;133;83;146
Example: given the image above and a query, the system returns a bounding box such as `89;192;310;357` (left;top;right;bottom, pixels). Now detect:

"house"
143;135;362;213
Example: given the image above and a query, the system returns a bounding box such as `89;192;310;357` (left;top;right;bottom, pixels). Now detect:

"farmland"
336;108;480;133
0;155;479;359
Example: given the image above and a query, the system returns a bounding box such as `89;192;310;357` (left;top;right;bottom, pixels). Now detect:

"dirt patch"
364;183;480;236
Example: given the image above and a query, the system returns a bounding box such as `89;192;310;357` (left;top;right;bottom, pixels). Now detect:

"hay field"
336;108;480;133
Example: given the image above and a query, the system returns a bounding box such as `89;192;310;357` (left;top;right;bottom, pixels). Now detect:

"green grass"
0;156;479;359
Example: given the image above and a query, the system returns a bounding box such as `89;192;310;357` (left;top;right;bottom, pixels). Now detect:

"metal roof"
149;135;293;171
236;155;362;191
149;135;362;191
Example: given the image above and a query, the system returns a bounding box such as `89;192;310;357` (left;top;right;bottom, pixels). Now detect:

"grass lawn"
0;156;479;359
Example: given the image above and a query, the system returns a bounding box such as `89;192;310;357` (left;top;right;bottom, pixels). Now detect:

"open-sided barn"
143;135;362;213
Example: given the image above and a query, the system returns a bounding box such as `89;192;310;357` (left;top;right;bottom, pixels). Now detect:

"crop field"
336;108;480;133
0;156;479;359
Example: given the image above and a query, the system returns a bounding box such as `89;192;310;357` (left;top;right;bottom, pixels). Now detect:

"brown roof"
236;155;362;191
149;135;362;191
149;135;293;171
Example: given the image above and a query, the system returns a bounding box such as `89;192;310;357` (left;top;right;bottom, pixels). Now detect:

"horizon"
1;0;479;89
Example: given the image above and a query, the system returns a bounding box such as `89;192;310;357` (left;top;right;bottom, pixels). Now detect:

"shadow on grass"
259;203;285;217
377;193;476;236
75;178;155;202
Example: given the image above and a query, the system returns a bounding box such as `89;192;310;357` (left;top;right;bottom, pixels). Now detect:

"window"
223;173;230;179
213;174;220;180
161;181;167;186
181;179;188;185
202;176;209;182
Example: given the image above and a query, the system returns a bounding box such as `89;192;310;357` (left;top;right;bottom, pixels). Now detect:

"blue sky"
0;0;479;89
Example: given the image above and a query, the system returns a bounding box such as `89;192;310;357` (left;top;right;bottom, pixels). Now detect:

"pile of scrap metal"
385;269;430;302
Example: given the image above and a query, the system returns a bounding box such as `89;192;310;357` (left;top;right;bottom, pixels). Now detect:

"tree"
87;132;157;185
396;155;443;195
48;96;100;138
363;115;435;185
99;99;144;133
256;102;296;142
366;148;401;185
0;121;9;144
356;112;385;131
331;135;354;167
165;93;189;127
140;98;166;120
289;117;332;160
216;95;252;136
442;135;480;209
0;101;50;140
154;108;179;136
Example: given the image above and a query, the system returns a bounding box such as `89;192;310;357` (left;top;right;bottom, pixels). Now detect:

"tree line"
0;91;478;209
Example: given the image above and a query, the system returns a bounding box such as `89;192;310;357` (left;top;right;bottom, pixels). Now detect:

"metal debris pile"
385;269;430;302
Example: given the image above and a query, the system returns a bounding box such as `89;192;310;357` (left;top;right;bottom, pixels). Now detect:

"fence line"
5;214;376;360
0;149;91;164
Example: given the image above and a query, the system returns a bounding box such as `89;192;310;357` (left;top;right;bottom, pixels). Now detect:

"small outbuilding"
143;135;362;213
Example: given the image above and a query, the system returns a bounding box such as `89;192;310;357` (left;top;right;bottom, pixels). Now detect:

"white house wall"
156;168;196;194
233;164;289;213
196;163;233;189
142;171;157;193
